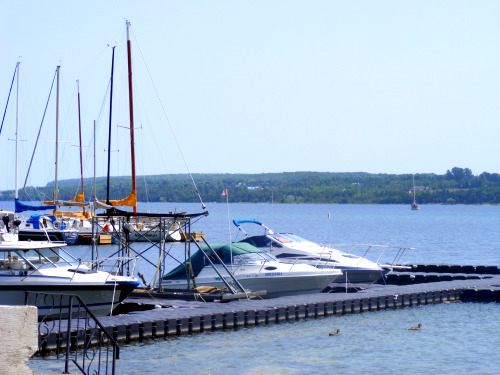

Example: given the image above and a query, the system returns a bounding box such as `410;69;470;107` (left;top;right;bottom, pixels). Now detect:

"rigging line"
20;69;57;200
0;65;17;136
85;79;112;181
130;27;206;210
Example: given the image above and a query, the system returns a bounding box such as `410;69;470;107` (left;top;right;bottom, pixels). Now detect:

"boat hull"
18;229;79;245
161;266;342;298
128;230;181;242
0;278;138;317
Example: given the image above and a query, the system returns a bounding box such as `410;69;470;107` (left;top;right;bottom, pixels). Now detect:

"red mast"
126;20;137;213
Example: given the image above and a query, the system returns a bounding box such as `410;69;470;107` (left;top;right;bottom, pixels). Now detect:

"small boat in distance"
158;242;343;298
411;174;419;210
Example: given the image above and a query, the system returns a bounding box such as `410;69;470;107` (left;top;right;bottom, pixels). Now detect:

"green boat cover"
161;242;265;280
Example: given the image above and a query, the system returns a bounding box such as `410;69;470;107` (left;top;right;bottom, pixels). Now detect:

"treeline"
1;167;499;205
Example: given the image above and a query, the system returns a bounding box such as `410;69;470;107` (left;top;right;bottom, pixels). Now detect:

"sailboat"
101;21;138;213
99;21;181;243
1;64;139;317
411;174;419;210
48;80;100;244
15;66;79;243
1;62;76;243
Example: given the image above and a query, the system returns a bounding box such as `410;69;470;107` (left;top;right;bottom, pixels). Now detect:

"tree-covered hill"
1;167;498;205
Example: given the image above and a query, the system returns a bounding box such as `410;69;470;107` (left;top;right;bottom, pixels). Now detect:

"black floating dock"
38;264;500;352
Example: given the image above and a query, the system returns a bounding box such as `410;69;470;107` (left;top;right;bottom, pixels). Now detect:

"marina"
1;3;499;374
21;203;499;374
36;263;500;351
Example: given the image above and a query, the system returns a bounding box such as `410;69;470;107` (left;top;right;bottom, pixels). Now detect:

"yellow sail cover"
100;190;137;208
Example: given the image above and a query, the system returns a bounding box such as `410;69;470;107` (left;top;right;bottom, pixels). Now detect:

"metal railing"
27;291;119;375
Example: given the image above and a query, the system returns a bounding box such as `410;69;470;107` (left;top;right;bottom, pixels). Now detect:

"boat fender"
123;223;135;234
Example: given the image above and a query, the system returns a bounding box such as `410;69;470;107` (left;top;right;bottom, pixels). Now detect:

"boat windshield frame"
233;252;277;264
271;233;311;244
4;245;79;270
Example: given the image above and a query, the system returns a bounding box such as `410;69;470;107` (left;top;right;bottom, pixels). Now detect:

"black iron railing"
26;291;119;375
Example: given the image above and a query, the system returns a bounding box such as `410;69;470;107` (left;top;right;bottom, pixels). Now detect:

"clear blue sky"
2;1;500;192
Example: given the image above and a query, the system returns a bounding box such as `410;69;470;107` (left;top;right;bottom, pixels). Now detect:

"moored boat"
158;242;343;298
17;214;78;244
233;219;409;284
0;232;139;317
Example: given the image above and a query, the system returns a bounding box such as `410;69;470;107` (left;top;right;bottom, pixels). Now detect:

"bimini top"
233;219;274;234
162;242;265;280
233;219;263;227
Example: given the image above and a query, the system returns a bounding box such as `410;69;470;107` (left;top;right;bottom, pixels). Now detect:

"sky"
2;1;500;192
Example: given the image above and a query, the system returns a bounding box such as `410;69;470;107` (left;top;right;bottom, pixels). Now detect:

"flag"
221;189;228;196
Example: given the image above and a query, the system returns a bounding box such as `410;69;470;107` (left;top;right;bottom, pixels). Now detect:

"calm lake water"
12;202;499;374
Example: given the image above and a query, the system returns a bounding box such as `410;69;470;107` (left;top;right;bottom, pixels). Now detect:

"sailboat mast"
106;47;115;205
77;80;85;213
54;65;60;215
126;20;137;213
15;62;20;200
413;174;416;202
93;120;96;201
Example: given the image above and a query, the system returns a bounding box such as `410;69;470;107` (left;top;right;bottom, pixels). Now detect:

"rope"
0;65;17;136
152;238;166;291
109;275;119;317
380;270;387;285
129;26;206;210
20;69;57;199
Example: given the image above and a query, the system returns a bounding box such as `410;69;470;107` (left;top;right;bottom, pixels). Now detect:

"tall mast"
413;174;416;202
106;47;115;205
77;80;85;212
126;20;137;213
93;120;96;201
54;65;60;215
15;62;20;200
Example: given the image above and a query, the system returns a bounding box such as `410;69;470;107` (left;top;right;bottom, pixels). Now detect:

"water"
122;303;500;375
9;202;499;374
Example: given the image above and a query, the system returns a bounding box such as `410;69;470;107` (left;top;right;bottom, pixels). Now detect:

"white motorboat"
158;242;343;298
233;219;401;284
0;232;139;317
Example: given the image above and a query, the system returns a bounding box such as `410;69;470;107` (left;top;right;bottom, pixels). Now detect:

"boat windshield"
0;246;79;270
272;233;309;244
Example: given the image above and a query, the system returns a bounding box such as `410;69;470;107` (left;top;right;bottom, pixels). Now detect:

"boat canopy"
162;242;265;280
233;219;263;227
26;214;58;229
15;199;56;213
233;219;273;234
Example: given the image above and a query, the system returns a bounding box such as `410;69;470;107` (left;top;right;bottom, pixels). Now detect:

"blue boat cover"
15;198;56;213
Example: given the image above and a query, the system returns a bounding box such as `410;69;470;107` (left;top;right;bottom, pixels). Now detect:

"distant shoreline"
1;169;499;205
